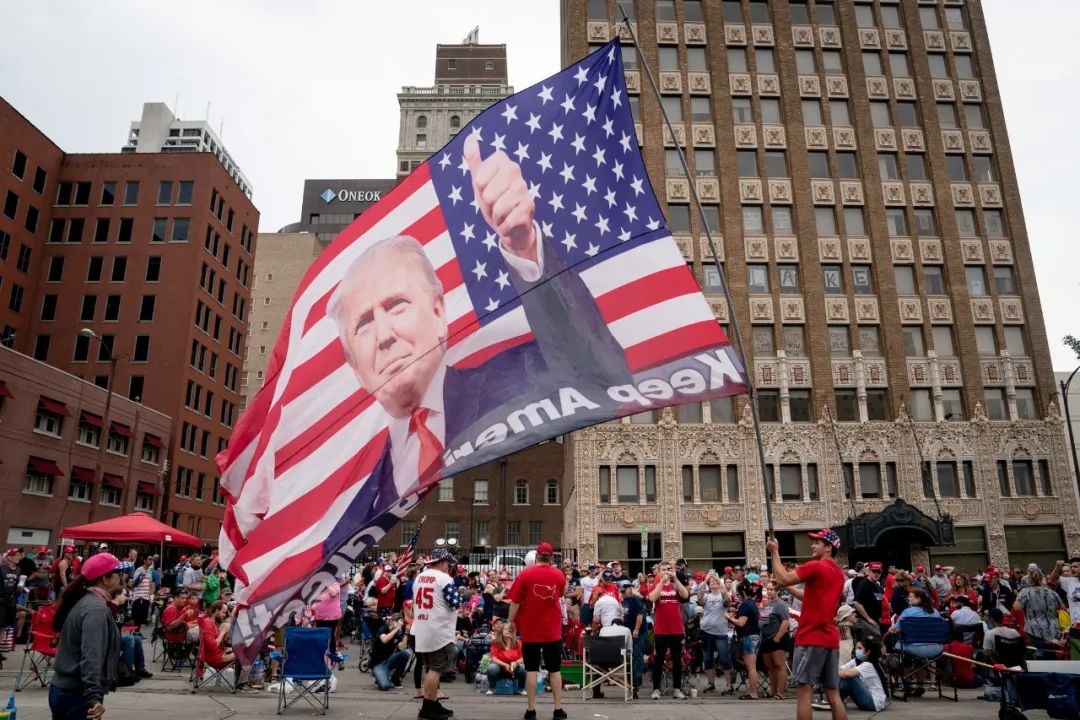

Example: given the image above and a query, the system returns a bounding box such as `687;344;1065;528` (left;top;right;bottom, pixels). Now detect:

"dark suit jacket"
328;238;631;545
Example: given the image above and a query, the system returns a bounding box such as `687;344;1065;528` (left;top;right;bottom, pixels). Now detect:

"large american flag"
217;40;745;659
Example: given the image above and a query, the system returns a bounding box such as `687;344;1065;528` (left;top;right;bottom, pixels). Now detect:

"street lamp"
80;328;118;523
1062;366;1080;495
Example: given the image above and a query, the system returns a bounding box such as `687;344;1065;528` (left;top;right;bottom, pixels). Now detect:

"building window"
512;479;529;506
24;458;59;495
123;181;139;205
790;389;812;421
474;520;490;547
134;492;154;512
171;218;190;242
400;521;418;547
758;390;780;422
835;390;857;421
473;479;488;505
747;264;769;293
984;388;1007;419
616;466;639;503
599;466;610;503
778;264;799;293
438;477;453;501
77;413;101;448
676;402;703;423
752;326;774;356
829;327;850;356
902;326;925;356
822;264;843;294
35;398;66;436
1005;524;1064;573
444;521;460;542
528;521;542;546
1015;388;1036;419
909;389;933;421
545;479;559;505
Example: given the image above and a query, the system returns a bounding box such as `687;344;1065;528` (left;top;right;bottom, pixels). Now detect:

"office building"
560;0;1076;573
1;96;258;544
278;179;396;245
122;102;253;198
396;34;514;178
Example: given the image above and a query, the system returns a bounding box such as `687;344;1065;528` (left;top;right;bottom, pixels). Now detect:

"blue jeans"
49;683;90;720
372;650;410;691
904;643;943;659
487;663;526;691
701;631;732;671
839;675;876;711
632;631;648;689
580;604;593;627
120;634;147;672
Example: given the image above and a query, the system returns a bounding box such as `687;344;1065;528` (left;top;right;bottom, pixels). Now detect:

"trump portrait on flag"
218;40;751;661
327;134;633;517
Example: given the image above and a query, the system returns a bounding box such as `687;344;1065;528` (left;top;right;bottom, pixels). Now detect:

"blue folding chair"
893;614;957;702
277;627;333;715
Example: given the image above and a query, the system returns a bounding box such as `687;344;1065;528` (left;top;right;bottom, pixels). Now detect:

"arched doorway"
847;526;937;571
842;499;955;570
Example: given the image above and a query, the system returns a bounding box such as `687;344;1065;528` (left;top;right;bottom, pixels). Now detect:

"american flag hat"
807;528;841;549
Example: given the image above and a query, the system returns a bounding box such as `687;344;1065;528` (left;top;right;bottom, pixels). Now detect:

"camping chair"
994;635;1027;670
16;604;58;691
892;614;957;702
277;626;333;715
161;634;197;673
582;635;631;702
191;628;239;694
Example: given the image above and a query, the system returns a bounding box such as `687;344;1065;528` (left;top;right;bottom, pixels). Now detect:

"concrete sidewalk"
0;652;1003;719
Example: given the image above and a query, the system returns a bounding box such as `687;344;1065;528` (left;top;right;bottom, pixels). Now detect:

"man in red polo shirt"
508;542;567;720
768;529;847;720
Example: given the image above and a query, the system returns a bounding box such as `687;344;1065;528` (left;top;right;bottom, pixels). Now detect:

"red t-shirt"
162;604;189;643
794;559;845;648
506;563;566;643
199;616;228;667
590;582;619;606
375;574;396;610
651;582;684;636
491;640;523;666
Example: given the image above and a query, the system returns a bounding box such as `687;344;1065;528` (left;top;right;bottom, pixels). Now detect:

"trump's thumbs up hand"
463;134;537;262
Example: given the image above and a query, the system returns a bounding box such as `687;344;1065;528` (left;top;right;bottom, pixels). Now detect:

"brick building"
561;0;1076;574
0;97;258;544
0;346;172;548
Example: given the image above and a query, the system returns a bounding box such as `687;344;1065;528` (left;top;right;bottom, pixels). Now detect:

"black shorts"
419;643;456;674
522;641;562;673
761;634;792;654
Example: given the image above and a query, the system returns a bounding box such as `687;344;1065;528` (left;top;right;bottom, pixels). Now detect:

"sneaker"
673;689;686;700
632;689;639;700
485;690;494;695
137;670;154;679
650;689;661;700
552;710;567;720
417;699;454;720
811;702;830;711
702;684;716;694
524;710;537;720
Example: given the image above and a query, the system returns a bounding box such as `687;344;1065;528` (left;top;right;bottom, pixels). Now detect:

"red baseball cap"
63;545;75;553
536;542;555;555
867;562;883;571
694;571;705;582
807;528;841;548
916;565;925;572
37;545;48;553
4;548;19;557
723;566;733;573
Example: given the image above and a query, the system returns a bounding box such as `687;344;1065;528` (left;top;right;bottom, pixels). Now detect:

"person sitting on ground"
371;611;410;691
486;622;527;695
838;637;887;712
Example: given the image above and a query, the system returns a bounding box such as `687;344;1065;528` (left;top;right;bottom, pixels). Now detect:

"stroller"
460;628;492;683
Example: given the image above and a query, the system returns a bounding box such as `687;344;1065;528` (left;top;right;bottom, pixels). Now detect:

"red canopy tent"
62;512;202;547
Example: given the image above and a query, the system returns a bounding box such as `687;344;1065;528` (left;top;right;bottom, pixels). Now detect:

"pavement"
0;640;1006;719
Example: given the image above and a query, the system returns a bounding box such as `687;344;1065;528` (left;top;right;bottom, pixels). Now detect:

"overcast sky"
1;1;1076;370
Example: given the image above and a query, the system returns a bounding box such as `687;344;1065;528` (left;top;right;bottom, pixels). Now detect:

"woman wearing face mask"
759;581;791;699
697;575;733;694
837;637;887;711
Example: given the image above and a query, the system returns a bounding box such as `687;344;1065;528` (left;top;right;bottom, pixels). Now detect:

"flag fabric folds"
216;40;748;662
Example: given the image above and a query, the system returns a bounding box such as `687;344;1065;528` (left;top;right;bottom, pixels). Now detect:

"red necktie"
409;407;444;489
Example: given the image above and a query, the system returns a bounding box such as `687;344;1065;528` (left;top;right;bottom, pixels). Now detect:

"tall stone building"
396;34;514;179
561;0;1076;574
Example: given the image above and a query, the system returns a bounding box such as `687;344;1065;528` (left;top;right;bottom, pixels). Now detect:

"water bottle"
252;658;265;687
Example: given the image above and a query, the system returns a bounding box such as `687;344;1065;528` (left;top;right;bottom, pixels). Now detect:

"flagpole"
619;13;777;537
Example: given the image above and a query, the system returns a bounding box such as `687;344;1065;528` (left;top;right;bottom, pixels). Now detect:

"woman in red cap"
50;552;123;720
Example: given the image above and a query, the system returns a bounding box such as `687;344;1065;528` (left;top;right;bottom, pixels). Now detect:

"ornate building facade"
561;0;1078;573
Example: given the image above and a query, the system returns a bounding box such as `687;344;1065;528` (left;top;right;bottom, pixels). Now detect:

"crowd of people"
6;532;1080;720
